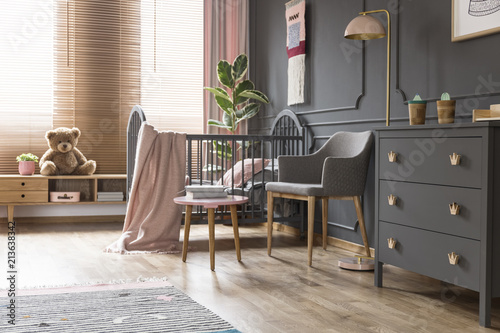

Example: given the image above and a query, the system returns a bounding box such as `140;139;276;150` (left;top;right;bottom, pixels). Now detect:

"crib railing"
126;105;308;226
185;133;304;224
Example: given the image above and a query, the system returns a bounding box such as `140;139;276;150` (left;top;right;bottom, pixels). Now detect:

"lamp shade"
344;15;386;40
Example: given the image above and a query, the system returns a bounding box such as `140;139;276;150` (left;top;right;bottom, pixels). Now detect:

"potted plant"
436;92;456;124
205;53;270;133
16;153;39;176
408;94;427;125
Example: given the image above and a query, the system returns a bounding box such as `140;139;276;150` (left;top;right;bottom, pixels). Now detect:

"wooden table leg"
208;208;215;271
182;205;192;262
7;205;14;223
230;205;241;261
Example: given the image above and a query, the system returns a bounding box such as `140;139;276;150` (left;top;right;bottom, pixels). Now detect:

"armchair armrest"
278;154;323;184
322;155;370;196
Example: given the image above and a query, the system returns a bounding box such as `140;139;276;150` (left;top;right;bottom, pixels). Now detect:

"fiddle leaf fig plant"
205;53;270;133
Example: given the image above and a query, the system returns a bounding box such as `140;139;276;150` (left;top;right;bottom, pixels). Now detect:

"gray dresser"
374;122;500;327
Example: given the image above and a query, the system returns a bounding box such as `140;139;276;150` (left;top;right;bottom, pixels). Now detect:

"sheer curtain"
204;0;249;135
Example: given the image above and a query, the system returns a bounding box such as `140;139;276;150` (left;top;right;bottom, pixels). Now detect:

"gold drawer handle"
449;153;461;166
387;238;397;249
449;202;460;215
388;194;397;206
388;151;397;163
448;252;459;265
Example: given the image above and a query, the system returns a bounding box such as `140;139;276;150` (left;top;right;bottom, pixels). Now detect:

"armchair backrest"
316;131;373;159
319;131;373;196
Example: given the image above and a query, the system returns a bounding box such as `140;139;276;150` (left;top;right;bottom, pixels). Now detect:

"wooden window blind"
141;0;204;176
0;0;203;175
54;0;141;174
140;0;203;133
0;1;54;174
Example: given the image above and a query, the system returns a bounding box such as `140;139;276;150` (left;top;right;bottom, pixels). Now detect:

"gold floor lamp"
338;9;391;271
345;9;391;126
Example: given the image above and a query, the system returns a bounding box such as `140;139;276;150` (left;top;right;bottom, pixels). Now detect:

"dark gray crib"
126;105;309;225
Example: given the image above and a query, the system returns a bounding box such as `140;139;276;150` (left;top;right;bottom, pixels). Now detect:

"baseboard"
0;215;125;224
271;222;375;257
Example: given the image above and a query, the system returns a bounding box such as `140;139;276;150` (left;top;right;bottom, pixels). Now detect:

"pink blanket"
105;122;186;254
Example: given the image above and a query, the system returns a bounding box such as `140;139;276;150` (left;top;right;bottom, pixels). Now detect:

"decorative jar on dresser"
374;122;500;327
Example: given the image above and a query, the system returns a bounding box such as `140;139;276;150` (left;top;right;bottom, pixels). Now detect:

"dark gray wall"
249;0;500;247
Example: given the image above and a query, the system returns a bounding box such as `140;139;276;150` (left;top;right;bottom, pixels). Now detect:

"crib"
127;105;310;225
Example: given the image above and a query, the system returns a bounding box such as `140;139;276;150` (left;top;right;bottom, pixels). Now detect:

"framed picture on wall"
452;0;500;41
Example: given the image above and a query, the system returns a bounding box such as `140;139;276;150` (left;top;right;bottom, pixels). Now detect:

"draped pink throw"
105;123;186;254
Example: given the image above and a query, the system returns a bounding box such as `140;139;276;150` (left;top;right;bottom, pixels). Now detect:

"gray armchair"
266;131;373;266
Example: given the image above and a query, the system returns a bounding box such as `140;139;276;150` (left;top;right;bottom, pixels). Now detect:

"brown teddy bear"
39;127;96;175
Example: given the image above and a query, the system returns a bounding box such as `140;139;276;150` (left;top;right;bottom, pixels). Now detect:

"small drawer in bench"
0;178;48;191
0;191;48;203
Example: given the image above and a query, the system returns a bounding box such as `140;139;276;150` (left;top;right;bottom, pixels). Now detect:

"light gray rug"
1;282;240;333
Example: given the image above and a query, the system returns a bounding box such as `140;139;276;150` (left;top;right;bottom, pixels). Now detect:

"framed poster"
452;0;500;41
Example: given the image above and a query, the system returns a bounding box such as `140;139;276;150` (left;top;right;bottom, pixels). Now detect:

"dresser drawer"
0;178;48;191
379;137;482;188
0;191;48;203
379;181;481;240
378;221;479;291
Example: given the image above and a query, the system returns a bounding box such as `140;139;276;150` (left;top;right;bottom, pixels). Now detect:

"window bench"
0;174;126;222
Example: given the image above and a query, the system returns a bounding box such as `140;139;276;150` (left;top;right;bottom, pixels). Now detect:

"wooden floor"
1;222;499;332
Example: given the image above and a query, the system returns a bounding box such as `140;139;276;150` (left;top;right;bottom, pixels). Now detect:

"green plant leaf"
234;107;244;119
233;80;255;105
204;87;231;102
215;96;234;114
16;153;39;162
217;60;234;88
207;119;232;130
239;90;270;104
231;54;248;82
236;103;260;123
223;112;234;129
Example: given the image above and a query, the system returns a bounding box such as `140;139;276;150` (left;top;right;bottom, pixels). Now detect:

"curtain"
204;0;249;135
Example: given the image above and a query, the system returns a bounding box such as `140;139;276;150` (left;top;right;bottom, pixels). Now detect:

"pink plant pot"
18;161;35;175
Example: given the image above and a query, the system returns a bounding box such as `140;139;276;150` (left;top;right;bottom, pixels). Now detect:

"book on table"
185;185;225;193
185;191;228;199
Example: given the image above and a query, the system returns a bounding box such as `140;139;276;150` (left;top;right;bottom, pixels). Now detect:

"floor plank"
1;222;499;332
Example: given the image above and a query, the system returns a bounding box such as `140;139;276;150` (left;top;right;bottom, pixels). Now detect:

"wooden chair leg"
353;196;371;257
307;196;315;266
322;197;328;250
267;191;274;256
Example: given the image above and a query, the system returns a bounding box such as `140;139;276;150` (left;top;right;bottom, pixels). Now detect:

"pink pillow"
219;158;270;188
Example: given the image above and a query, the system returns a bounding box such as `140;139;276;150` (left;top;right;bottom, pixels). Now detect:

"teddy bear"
39;127;96;176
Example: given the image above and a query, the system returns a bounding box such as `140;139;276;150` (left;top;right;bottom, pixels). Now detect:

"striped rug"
1;281;240;333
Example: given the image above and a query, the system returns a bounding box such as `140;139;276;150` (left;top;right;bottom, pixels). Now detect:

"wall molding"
294;0;366;115
394;0;500;103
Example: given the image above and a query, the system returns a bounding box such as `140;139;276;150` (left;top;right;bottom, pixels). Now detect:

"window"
0;0;54;173
141;0;204;134
0;0;203;174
